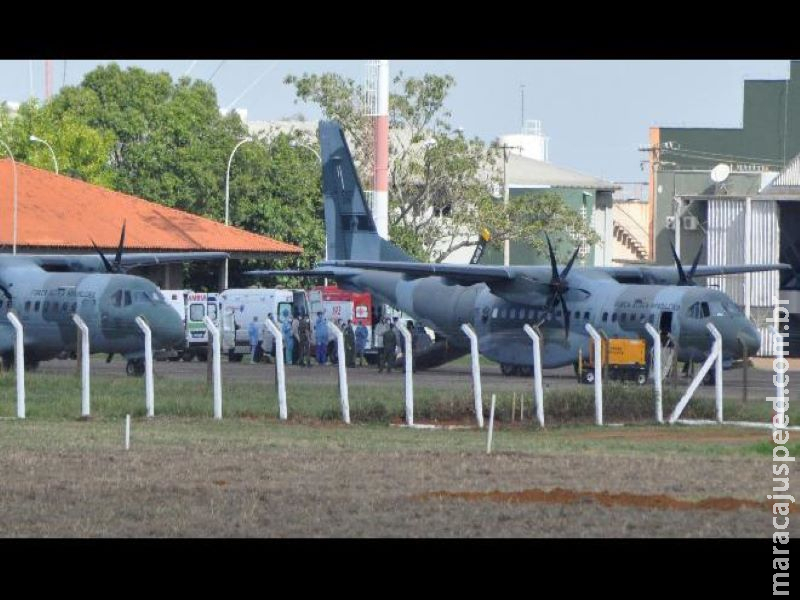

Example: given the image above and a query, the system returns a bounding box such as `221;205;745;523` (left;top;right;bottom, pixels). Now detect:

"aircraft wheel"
182;351;194;362
197;352;208;362
519;365;533;377
126;359;145;377
584;370;595;384
500;363;515;376
636;371;648;386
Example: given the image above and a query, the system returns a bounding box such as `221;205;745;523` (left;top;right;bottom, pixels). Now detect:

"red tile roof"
0;159;302;255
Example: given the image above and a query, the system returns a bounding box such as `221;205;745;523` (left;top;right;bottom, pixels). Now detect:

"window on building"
34;301;40;312
584;311;590;320
24;301;31;312
602;312;608;322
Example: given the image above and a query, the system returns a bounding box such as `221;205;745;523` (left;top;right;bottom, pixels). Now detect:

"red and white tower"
44;60;53;100
365;59;390;240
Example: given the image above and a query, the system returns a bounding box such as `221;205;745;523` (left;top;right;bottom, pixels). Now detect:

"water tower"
499;119;549;162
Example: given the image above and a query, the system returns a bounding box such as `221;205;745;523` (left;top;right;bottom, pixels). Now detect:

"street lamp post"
29;135;58;174
289;140;325;283
0;140;19;255
223;136;253;290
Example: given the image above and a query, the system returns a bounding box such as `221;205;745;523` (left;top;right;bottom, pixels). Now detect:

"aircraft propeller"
668;241;703;286
544;233;581;340
91;221;127;274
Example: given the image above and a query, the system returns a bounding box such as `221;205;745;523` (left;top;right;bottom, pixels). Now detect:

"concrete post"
6;311;24;419
328;321;350;424
263;318;287;420
204;316;222;420
523;324;545;427
396;321;414;426
460;323;483;429
134;316;154;418
644;323;663;424
708;323;723;423
585;323;603;426
72;314;91;418
668;323;722;424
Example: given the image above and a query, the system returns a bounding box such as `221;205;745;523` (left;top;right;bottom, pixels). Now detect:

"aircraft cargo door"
658;311;673;346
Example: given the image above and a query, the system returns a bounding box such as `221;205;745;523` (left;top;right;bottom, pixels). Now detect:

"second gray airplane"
248;121;789;376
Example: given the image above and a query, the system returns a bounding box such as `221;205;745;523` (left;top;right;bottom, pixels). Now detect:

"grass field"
0;370;794;537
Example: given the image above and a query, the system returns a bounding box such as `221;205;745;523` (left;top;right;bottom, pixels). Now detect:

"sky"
0;59;792;182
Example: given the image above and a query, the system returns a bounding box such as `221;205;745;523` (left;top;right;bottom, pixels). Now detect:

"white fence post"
263;318;287;420
644;323;663;424
134;316;154;418
6;311;25;419
523;324;545;427
72;314;91;418
204;316;223;420
708;323;723;423
125;414;130;450
328;321;350;424
486;393;496;454
585;323;603;426
668;323;722;424
460;323;484;429
396;321;414;426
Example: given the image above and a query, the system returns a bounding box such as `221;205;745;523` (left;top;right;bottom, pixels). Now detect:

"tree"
286;70;598;263
0;99;116;187
478;190;601;259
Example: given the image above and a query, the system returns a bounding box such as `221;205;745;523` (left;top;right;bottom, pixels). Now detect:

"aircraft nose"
739;322;761;357
154;307;186;350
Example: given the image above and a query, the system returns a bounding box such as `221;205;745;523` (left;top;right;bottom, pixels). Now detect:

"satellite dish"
710;163;731;183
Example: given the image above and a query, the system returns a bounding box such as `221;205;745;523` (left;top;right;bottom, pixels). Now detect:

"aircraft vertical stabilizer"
319;121;415;263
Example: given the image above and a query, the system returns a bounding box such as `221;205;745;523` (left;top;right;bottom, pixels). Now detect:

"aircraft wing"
27;252;229;273
602;263;791;285
245;269;338;279
318;260;516;284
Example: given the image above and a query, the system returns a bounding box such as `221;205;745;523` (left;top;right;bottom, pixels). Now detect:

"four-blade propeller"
544;233;581;340
91;221;127;274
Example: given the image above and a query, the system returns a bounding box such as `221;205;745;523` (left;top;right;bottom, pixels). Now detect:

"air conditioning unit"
666;215;676;230
683;216;699;231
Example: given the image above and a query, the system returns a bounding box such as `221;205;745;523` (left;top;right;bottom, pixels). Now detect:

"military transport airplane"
0;223;226;375
247;121;790;376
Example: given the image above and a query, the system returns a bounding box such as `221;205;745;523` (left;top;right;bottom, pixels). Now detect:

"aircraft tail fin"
319;121;415;263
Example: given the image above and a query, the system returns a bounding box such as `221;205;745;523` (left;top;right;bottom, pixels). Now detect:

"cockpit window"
133;291;153;304
123;291;132;306
112;290;122;307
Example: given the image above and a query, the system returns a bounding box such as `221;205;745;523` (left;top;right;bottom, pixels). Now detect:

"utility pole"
498;144;521;267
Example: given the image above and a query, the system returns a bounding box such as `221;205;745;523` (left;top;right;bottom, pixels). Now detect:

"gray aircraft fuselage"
0;259;185;363
335;267;761;369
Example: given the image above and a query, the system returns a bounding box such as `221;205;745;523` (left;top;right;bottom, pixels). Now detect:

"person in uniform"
379;322;397;373
355;320;368;367
344;319;356;368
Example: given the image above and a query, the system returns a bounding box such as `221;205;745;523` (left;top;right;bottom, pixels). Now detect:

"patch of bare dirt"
416;487;765;512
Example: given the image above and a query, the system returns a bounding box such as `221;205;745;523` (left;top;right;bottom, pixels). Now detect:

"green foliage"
479;190;601;258
0;99;116;187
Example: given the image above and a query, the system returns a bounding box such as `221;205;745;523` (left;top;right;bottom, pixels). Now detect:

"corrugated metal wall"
706;198;779;356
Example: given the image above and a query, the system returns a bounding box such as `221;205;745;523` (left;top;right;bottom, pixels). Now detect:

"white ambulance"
220;288;310;362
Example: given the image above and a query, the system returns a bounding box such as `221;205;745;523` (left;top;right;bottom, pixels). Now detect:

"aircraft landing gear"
126;359;145;377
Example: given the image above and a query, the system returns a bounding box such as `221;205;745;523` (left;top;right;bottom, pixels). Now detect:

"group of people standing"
247;311;425;373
